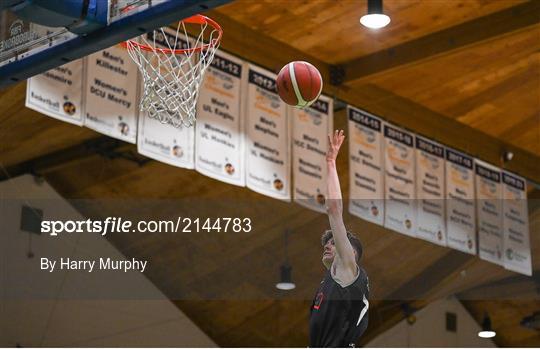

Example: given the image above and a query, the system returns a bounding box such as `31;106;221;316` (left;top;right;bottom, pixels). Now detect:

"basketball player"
309;130;370;347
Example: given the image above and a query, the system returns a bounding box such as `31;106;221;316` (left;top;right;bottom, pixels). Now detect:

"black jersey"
309;267;369;347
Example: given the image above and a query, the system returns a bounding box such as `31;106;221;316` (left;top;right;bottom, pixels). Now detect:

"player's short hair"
321;229;363;262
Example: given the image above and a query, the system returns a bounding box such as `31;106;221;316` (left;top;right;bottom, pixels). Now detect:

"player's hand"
326;130;345;162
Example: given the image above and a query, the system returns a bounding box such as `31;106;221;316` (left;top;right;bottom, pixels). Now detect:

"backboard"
0;0;230;88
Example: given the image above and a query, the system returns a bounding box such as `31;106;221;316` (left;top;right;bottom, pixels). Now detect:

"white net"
124;15;220;128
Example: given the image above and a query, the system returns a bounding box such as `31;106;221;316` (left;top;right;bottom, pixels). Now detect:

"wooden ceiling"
220;0;528;63
365;23;540;156
1;0;539;347
210;0;540;169
462;300;540;347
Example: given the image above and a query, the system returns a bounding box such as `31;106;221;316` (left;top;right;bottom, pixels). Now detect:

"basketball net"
123;15;222;128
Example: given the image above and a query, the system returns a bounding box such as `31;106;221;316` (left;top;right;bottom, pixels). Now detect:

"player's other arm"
326;130;357;278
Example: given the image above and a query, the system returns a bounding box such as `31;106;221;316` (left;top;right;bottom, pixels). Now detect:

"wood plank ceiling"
0;0;539;347
220;0;527;63
215;0;540;160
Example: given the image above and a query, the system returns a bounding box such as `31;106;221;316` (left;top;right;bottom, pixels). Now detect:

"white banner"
347;107;384;225
137;111;195;169
292;95;333;213
26;60;85;125
84;45;139;143
137;31;194;168
502;172;531;276
195;50;245;185
415;136;446;246
475;160;503;266
383;124;416;237
245;64;290;200
445;149;476;254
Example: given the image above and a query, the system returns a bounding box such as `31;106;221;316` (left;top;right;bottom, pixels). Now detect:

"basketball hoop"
123;15;222;128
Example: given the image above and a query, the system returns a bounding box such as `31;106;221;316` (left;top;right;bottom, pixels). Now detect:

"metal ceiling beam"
0;136;146;181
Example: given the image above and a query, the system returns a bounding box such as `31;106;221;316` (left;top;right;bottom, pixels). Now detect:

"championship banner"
245;64;290;200
26;59;85;126
475;160;503;266
84;45;139;143
502;172;531;276
137;31;194;168
137;111;195;169
292;95;333;213
415;136;446;246
195;50;245;185
445;148;476;254
347;107;384;225
383;124;416;237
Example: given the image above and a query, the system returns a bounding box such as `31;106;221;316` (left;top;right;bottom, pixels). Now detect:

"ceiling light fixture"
360;0;391;29
276;229;296;290
276;264;296;290
478;313;496;338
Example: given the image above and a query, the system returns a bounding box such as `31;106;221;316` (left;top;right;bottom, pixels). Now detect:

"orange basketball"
276;61;323;108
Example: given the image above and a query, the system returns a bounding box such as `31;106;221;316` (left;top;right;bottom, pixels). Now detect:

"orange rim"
121;14;222;54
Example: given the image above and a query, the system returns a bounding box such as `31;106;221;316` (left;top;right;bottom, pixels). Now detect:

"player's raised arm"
326;130;357;277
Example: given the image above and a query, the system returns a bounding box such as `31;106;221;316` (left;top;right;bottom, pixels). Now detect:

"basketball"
276;61;323;108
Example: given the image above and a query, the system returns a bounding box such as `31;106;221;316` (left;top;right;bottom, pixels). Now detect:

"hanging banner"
84;45;139;143
475;160;503;266
292;95;333;213
383;124;416;237
137;31;194;168
415;136;446;246
445;148;476;254
195;50;245;185
347;107;384;225
26;59;85;125
245;64;290;200
502;172;531;276
137;111;195;169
